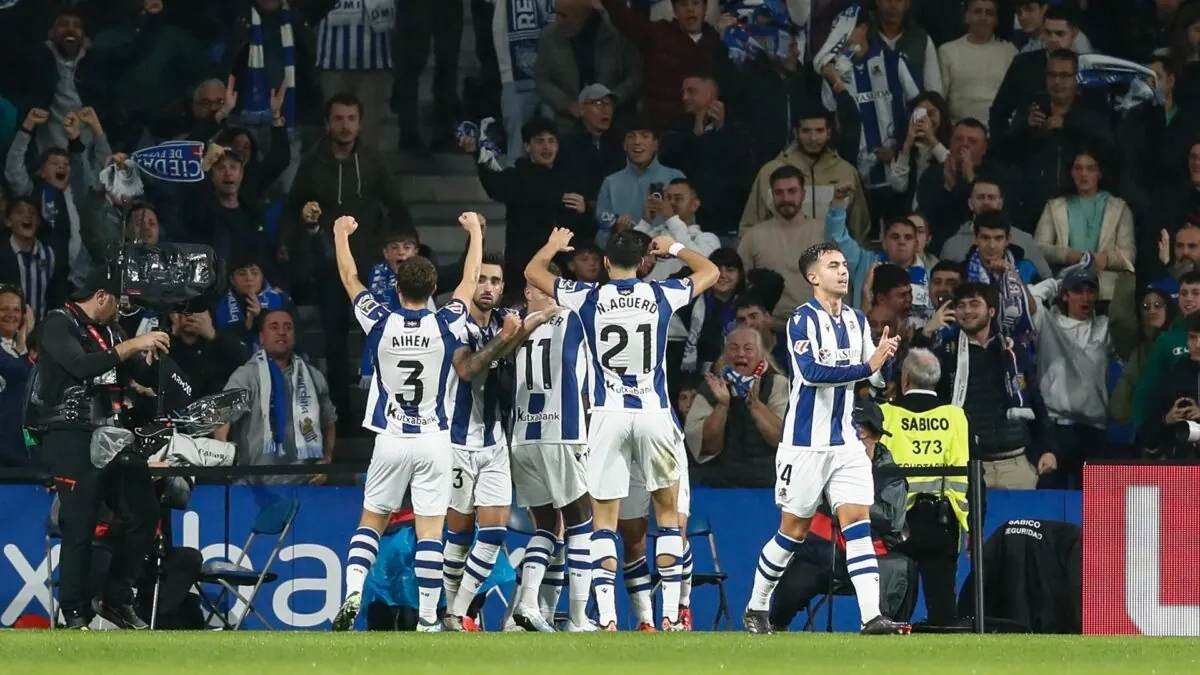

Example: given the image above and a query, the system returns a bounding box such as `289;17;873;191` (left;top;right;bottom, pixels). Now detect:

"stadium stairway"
296;0;509;451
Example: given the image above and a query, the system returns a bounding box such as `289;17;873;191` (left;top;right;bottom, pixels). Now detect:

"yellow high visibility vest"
881;400;971;531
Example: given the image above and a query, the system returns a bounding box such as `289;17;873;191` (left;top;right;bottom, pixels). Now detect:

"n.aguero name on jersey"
784;298;881;449
511;309;589;445
353;291;468;437
554;276;693;412
446;308;518;449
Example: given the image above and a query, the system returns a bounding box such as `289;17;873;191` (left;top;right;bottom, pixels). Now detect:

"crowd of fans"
1;0;1199;493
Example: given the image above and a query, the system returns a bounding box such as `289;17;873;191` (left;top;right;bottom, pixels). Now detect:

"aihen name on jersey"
899;416;951;432
595;292;659;314
392;334;432;348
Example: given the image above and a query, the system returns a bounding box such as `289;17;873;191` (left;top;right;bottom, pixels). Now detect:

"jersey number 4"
600;324;652;375
395;360;424;407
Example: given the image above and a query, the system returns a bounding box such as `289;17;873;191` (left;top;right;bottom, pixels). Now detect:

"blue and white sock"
591;530;620;626
565;519;593;627
680;541;693;609
518;529;556;614
414;539;443;623
656;528;684;623
452;526;507;617
843;519;882;624
748;530;801;611
442;529;472;612
344;526;380;598
623;556;654;625
539;539;566;623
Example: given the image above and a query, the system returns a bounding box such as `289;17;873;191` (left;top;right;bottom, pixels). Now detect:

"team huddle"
326;203;910;634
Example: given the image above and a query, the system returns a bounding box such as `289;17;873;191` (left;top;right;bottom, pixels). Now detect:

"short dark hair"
481;251;506;276
970;177;1002;195
395;256;438;302
953;281;998;311
667;177;694;191
798;242;841;277
884;218;917;236
1047;49;1079;72
606;230;648;269
769;164;806;190
229;250;263;274
38;147;69;169
325;92;364;120
521;117;558;143
931;260;966;279
1151;55;1179;77
5;196;40;220
383;228;420;248
572;240;602;258
621;114;658;139
1044;4;1076;25
1186;311;1200;334
973;209;1011;236
1180;270;1200;288
733;292;768;313
954;117;989;138
709;247;743;270
794;107;833;127
256;306;295;335
871;264;911;301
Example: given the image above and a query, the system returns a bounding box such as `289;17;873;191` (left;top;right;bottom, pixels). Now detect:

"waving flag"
813;5;860;75
1077;54;1160;113
130;141;206;183
724;0;803;65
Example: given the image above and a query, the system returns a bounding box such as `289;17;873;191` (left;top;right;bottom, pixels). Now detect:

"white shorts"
619;441;690;520
775;444;874;518
448;444;512;513
362;432;452;518
511;442;589;509
587;409;682;501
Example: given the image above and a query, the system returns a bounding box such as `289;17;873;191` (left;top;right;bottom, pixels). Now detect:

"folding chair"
649;515;734;630
194;498;299;630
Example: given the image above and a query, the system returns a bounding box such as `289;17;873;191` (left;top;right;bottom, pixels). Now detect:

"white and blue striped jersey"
316;0;395;71
784;298;883;449
554;276;694;412
446;309;518;449
510;309;589;445
353;291;468;437
821;44;921;189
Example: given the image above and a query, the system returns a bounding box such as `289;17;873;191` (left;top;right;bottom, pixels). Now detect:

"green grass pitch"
2;632;1199;674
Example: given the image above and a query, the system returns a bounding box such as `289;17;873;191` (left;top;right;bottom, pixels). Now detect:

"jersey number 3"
395;360;424;407
600;324;652;375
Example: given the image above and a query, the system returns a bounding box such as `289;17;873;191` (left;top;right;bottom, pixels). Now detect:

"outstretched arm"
452;312;522;381
452;212;486;306
333;216;367;301
525;227;577;297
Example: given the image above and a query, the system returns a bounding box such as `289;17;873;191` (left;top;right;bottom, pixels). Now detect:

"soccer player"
442;253;552;631
525;228;719;631
330;212;484;633
508;266;596;632
742;196;910;635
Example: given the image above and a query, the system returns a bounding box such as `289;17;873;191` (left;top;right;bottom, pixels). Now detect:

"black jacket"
957;519;1082;633
915;159;1019;253
475;157;591;289
659;120;757;235
1139;356;1200;454
725;57;814;166
560;129;627;204
988;50;1048;146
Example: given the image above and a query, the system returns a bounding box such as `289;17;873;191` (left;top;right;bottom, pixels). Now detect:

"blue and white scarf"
967;248;1032;345
245;2;297;135
359;261;402;383
721;360;767;401
40;183;81;264
215;285;289;333
879;252;931;320
255;350;323;460
506;0;549;91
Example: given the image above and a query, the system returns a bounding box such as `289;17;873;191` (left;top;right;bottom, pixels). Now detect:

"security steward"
882;347;972;627
30;267;170;629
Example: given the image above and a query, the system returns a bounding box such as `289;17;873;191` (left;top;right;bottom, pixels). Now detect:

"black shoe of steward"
62;609;90;630
93;598;148;630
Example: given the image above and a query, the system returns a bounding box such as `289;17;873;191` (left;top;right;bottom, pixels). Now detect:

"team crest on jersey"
355;294;381;315
792;340;810;355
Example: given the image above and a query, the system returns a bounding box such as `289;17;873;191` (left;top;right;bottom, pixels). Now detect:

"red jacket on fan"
601;0;727;129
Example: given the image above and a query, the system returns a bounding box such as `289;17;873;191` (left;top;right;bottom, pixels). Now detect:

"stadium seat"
649;515;733;631
194;498;299;630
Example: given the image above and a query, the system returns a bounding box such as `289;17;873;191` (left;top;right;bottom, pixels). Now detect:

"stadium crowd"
1;0;1178;634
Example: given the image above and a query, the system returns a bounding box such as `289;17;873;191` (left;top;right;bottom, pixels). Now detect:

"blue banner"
130;141;206;183
0;485;1082;631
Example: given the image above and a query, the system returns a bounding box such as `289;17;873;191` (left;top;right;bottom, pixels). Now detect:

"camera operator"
1140;312;1200;460
31;267;170;629
882;348;973;627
